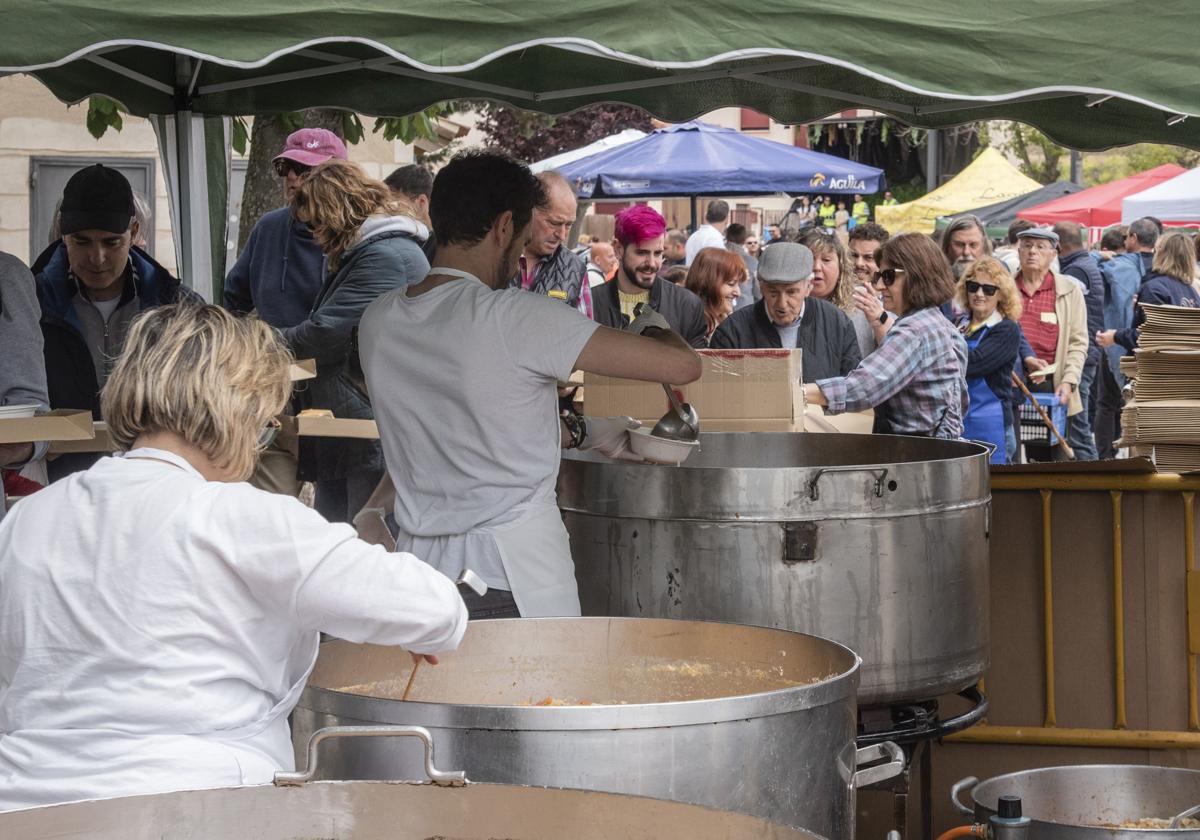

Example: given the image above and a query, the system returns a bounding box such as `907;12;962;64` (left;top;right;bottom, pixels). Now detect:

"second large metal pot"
293;617;902;839
558;431;991;706
954;765;1200;840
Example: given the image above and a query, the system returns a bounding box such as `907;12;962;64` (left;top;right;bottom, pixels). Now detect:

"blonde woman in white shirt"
0;304;467;812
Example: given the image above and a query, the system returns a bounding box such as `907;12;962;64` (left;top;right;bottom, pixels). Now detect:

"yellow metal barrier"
947;472;1200;750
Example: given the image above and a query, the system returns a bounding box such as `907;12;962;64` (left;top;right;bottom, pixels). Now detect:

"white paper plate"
0;404;38;419
629;427;699;465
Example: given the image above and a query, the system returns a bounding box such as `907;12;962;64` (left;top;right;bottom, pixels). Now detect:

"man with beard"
941;216;993;279
592;205;707;348
359;152;701;620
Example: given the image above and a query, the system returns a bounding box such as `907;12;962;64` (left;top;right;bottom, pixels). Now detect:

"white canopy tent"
529;129;647;174
1122;166;1200;225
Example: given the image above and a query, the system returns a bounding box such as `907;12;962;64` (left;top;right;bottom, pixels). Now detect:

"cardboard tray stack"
1119;304;1200;473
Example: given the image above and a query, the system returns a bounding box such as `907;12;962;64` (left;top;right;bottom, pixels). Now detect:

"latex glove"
579;416;645;462
627;305;671;336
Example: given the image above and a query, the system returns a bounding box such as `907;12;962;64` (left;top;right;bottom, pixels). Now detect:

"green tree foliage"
993;122;1066;184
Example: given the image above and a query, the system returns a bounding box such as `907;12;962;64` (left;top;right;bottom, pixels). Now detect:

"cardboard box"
290;359;317;382
0;409;94;444
584;349;805;432
279;414;379;440
48;421;116;454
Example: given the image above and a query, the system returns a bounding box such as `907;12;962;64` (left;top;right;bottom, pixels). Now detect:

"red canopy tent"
1017;163;1186;230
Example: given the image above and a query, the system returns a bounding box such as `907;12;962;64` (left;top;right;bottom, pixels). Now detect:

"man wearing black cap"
31;163;195;479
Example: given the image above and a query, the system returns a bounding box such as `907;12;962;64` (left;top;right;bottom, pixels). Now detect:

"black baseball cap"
59;164;135;236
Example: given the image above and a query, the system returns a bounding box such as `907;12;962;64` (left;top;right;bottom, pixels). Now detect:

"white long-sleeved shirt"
0;448;467;811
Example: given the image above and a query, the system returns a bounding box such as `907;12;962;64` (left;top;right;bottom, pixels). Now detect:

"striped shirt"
816;306;968;438
1017;272;1058;361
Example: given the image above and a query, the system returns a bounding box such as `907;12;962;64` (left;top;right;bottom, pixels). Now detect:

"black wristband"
878;310;889;325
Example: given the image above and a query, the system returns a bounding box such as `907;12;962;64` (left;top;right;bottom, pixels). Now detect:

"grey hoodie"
0;251;49;519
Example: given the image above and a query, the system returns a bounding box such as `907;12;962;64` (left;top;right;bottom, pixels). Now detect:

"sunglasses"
965;281;999;296
257;418;282;451
872;267;906;286
273;159;312;178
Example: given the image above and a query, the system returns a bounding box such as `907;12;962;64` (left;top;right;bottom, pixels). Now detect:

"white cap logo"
305;139;321;149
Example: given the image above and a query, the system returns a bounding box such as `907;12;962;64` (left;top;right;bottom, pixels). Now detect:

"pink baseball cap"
273;128;348;168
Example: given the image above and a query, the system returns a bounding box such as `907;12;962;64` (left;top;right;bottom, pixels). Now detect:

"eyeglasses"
965;280;999;296
257;417;282;451
872;267;906;287
273;159;312;178
1017;240;1054;252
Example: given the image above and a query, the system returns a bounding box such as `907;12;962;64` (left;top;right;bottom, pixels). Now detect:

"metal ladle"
651;383;700;442
1169;804;1200;829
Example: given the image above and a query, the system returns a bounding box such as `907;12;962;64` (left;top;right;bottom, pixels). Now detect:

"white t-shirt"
685;224;727;265
0;448;466;811
359;275;600;590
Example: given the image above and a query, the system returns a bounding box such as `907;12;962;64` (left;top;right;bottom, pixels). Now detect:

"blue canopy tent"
556;121;885;228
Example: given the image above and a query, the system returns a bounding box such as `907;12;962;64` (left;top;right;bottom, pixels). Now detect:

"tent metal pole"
926;129;940;191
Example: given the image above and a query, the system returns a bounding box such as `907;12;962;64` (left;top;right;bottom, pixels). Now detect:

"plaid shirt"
817;306;968;438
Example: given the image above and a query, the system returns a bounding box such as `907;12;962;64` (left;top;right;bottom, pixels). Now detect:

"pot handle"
951;776;979;818
808;466;890;501
274;725;467;788
851;740;906;788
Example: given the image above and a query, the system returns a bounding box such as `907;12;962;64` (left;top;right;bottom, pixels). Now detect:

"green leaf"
231;116;249;156
84;96;125;140
342;113;365;145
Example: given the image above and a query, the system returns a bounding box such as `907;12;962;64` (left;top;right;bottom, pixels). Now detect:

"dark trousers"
1095;354;1124;460
315;468;384;524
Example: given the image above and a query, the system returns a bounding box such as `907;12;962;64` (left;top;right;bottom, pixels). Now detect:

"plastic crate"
1017;392;1068;445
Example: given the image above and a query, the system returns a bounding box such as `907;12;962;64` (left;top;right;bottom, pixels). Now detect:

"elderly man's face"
948;226;987;262
663;237;686;261
528;185;576;258
590;241;617;274
761;279;811;325
617;235;664;291
64;225;137;301
1018;237;1056;278
849;238;881;283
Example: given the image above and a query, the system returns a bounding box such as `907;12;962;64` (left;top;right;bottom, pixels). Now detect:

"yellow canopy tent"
874;148;1042;235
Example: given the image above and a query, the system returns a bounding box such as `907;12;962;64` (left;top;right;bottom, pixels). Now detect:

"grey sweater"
0;251;49;519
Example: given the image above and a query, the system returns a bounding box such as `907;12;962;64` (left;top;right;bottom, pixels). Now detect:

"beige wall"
0;74;452;273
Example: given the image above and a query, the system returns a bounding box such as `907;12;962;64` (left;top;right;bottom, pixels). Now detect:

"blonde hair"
957;257;1023;321
291;159;417;271
101;304;293;482
799;228;855;311
1152;231;1198;285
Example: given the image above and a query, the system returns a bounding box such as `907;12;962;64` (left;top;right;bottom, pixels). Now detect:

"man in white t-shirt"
684;199;729;265
359;151;701;620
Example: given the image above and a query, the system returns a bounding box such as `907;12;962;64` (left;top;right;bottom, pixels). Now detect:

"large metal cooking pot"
0;726;825;839
292;617;904;839
953;765;1200;840
558;431;991;706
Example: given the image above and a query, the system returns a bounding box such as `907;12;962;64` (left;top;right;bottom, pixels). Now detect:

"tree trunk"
237;109;344;253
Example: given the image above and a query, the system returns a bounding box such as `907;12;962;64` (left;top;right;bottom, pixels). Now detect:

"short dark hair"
879;233;957;311
661;265;688;286
1099;225;1127;251
725;222;748;245
384;164;434;200
1128;217;1159;248
1052;221;1085;251
430;151;543;248
705;199;730;224
666;229;688;246
849;222;890;245
1006;218;1036;244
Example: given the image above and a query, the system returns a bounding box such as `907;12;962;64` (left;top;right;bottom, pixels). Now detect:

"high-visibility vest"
881;197;899;206
818;203;836;228
852;201;869;223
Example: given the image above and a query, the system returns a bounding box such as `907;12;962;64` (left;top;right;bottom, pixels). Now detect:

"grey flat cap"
1016;226;1060;246
757;242;814;284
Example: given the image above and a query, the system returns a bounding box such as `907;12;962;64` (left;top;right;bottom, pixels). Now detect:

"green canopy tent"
3;0;1198;297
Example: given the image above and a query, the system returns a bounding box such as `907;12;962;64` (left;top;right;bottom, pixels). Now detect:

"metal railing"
947;472;1200;750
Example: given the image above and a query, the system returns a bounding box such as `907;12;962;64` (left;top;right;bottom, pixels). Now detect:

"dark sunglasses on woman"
273;159;312;178
872;267;906;286
964;281;999;296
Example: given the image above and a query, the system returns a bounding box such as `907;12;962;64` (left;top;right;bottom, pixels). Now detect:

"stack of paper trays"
1119;304;1200;473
